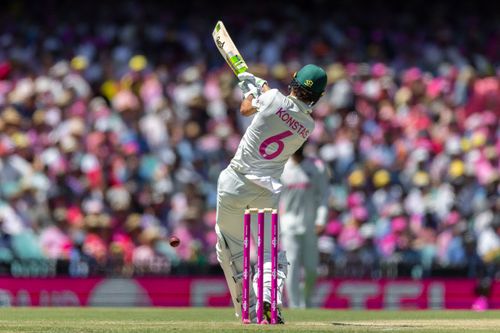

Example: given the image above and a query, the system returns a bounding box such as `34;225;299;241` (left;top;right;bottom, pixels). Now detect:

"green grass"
0;308;500;333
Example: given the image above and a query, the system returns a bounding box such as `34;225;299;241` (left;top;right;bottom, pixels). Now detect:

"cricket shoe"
263;301;285;324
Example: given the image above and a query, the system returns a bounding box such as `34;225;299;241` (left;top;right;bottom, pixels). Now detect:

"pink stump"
271;209;278;324
242;210;251;323
257;209;265;323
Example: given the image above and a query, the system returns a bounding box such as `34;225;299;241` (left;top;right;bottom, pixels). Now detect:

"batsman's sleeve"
252;89;278;113
313;159;330;227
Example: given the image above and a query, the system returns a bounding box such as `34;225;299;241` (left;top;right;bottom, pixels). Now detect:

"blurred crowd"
0;0;498;277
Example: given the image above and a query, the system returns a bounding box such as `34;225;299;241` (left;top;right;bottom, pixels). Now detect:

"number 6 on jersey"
259;131;294;160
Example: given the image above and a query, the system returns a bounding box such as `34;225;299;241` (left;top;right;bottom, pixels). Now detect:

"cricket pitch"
1;308;500;333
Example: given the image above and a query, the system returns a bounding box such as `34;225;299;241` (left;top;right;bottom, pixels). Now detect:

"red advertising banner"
0;278;498;309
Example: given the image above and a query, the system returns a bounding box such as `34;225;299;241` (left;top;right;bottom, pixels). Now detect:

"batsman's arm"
240;83;270;117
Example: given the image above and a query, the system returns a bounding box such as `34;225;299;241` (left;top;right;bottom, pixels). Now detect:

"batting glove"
238;81;259;99
254;76;267;90
238;72;267;90
238;72;256;83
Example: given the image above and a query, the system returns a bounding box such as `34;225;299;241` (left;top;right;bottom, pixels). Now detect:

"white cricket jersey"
229;89;315;190
280;157;329;234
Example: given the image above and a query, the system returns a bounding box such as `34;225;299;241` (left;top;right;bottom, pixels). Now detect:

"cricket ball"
169;236;180;247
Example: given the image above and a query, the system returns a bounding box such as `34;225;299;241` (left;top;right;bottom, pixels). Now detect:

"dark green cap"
295;64;327;96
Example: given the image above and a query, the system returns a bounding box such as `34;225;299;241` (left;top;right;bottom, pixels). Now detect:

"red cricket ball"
169;236;180;247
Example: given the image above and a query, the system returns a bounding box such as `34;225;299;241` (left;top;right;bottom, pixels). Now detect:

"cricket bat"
212;21;248;75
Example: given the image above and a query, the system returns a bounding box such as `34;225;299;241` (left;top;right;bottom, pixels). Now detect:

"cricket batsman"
215;64;328;323
280;144;329;308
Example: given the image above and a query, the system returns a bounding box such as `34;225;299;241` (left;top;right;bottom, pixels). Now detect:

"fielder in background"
215;65;327;323
280;144;330;308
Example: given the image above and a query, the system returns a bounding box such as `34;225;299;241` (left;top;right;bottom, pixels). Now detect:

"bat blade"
212;21;248;75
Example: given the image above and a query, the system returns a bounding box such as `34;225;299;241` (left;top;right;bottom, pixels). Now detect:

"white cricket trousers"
215;166;287;319
281;231;318;308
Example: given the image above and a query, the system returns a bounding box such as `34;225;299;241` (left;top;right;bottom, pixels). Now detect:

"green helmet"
291;64;327;105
